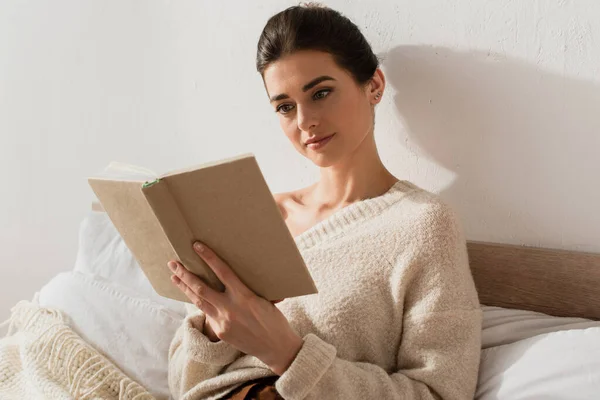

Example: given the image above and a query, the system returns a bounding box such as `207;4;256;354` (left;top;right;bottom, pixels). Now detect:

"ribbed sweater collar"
293;180;417;251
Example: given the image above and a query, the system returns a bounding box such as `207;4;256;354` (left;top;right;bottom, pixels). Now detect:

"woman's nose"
296;104;320;132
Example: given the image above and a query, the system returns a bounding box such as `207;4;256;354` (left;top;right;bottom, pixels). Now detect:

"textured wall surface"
1;0;599;320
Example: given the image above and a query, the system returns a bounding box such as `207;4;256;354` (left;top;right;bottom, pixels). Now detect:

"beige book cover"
88;153;318;303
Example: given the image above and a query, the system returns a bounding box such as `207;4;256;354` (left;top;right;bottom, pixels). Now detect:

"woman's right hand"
168;264;284;342
198;300;285;342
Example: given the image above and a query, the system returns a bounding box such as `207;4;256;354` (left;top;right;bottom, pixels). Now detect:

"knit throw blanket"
0;298;155;400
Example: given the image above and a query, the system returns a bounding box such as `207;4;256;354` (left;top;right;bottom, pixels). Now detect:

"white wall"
1;0;599;321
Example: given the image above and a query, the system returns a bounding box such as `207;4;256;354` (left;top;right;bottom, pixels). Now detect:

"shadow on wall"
384;45;600;252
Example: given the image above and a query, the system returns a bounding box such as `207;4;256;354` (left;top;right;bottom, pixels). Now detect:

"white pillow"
38;270;184;400
476;327;600;399
37;210;188;399
481;305;599;348
73;210;185;313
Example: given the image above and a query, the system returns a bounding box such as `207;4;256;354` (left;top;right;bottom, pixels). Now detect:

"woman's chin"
306;152;341;168
297;139;345;167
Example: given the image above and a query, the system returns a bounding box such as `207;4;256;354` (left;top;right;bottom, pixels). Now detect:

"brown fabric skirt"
220;376;283;400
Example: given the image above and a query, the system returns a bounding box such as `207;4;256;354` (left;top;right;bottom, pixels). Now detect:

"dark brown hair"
256;2;380;87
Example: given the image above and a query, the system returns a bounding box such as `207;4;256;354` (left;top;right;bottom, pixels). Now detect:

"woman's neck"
312;149;399;210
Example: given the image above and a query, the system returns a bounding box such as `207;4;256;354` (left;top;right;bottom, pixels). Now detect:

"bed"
1;209;599;399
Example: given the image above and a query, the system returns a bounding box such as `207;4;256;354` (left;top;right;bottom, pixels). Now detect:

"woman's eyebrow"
269;75;336;103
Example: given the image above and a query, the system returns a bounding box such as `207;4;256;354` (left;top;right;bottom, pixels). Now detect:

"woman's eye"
276;104;294;114
275;89;332;114
314;89;331;100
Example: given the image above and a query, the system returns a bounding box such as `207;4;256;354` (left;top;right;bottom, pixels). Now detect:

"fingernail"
194;242;204;253
168;262;176;272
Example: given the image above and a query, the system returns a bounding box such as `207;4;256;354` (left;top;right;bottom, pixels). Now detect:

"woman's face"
263;50;380;167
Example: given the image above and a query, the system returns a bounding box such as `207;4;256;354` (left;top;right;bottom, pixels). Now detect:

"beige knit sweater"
168;180;482;400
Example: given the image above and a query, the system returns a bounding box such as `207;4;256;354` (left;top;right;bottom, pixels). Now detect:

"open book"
88;153;317;303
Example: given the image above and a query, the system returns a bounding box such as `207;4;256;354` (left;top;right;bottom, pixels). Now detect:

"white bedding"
36;210;185;399
481;304;599;348
38;271;183;400
0;298;154;399
477;327;600;399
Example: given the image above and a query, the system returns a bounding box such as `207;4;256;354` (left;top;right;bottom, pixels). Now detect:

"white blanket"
0;297;155;400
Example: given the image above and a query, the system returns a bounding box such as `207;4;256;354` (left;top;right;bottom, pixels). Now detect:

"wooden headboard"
467;241;600;321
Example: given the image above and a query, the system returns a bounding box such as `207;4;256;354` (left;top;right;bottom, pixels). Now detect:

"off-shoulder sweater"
168;180;482;400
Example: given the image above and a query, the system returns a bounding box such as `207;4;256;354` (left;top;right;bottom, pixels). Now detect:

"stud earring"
375;92;382;99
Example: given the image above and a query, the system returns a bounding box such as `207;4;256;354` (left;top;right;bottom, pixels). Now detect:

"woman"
168;3;482;400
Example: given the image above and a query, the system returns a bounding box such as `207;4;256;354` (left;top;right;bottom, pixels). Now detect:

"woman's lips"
306;133;335;150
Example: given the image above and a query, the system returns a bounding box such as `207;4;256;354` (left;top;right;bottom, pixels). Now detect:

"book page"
94;161;158;182
159;152;254;179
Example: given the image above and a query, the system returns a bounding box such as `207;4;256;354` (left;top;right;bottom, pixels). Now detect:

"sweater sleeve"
275;203;483;400
168;306;242;399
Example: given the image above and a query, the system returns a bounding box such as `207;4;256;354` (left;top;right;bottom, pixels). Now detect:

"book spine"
141;180;225;293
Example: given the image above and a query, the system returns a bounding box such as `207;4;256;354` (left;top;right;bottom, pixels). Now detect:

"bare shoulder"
273;185;312;219
273;191;290;219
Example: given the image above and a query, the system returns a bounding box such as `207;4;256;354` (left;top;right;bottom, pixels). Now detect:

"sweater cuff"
183;313;241;366
275;333;336;400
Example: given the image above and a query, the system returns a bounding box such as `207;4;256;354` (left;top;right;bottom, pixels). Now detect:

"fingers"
171;274;218;317
193;241;254;297
271;299;284;304
168;261;222;306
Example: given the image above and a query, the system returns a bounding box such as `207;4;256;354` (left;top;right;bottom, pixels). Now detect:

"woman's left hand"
168;241;303;376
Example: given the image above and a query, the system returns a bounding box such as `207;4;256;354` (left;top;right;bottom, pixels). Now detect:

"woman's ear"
368;68;386;104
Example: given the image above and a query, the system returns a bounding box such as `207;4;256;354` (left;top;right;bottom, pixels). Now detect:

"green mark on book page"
142;178;161;188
